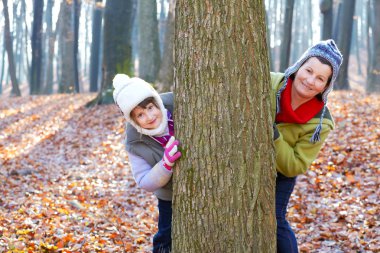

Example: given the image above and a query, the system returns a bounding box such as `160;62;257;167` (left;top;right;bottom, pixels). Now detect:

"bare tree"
157;0;175;91
89;0;103;92
138;0;161;83
367;0;380;92
320;0;333;40
335;0;356;90
30;0;44;94
2;0;21;96
91;0;134;105
279;0;295;71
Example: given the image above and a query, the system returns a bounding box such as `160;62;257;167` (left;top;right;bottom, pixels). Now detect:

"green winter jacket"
270;72;335;177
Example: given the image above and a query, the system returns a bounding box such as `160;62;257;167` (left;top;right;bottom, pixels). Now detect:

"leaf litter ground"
0;91;378;252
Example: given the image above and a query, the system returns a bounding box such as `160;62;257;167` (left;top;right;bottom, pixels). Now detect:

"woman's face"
293;57;332;101
131;103;163;130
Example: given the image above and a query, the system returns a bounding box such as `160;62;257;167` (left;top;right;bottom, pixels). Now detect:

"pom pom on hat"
112;74;168;136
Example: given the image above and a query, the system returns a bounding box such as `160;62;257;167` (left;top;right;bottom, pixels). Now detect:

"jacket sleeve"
274;124;332;177
128;152;173;192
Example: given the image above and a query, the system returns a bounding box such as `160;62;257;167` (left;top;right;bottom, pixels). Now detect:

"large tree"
173;1;276;252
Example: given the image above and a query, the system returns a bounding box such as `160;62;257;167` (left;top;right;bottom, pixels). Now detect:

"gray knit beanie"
276;39;343;143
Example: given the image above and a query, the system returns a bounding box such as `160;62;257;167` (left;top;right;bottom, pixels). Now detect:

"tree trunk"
30;0;44;95
0;32;6;94
335;0;356;90
90;0;134;106
173;1;276;252
367;0;380;93
89;0;103;92
320;0;333;40
279;0;295;72
43;0;54;94
59;0;75;93
73;0;81;93
157;0;175;91
138;0;161;83
2;0;21;96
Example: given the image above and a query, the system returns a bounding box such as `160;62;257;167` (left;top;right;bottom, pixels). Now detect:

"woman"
113;74;181;253
271;39;343;252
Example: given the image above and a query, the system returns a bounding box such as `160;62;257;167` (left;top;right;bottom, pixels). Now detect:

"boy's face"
131;103;163;130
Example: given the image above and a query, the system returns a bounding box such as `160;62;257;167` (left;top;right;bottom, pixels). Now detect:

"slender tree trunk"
89;0;103;92
367;0;380;92
30;0;44;95
0;32;6;94
173;1;276;252
73;0;81;93
335;0;356;90
2;0;21;96
138;0;160;83
21;0;30;82
59;0;75;93
43;0;54;94
320;0;333;40
90;0;134;106
279;0;295;71
157;0;175;91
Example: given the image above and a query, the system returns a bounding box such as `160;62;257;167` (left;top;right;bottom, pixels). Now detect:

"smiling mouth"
302;83;312;90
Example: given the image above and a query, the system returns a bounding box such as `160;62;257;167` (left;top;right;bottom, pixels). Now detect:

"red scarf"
276;79;324;124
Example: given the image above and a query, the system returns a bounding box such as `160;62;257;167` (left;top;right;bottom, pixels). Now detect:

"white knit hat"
113;74;168;136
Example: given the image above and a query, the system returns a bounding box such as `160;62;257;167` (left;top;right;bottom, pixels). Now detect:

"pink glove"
162;136;182;171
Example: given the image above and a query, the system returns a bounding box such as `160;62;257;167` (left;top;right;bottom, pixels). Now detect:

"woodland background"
0;0;379;252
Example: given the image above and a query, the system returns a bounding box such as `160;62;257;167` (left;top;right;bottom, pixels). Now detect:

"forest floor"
0;90;379;253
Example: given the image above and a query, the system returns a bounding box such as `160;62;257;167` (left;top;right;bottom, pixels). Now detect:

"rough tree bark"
173;1;276;252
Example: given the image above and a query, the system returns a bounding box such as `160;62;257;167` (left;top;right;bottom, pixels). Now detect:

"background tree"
367;0;380;92
93;0;134;105
89;0;103;92
43;0;55;94
334;0;356;89
2;0;21;96
138;0;160;83
30;0;44;95
58;0;75;93
73;0;81;93
173;1;276;252
157;0;175;91
279;0;295;71
320;0;333;40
